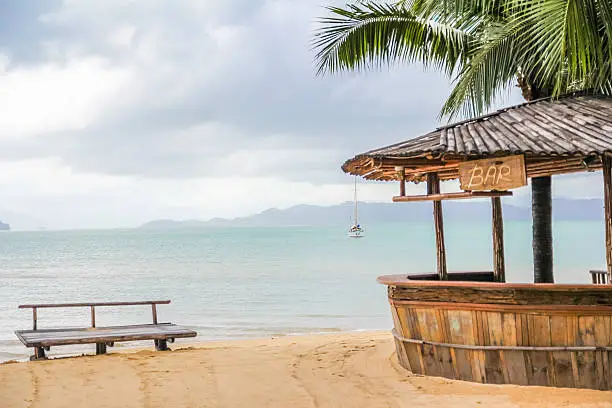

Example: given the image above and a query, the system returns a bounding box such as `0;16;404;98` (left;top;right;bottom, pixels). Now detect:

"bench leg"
154;339;170;351
30;347;46;361
96;343;107;355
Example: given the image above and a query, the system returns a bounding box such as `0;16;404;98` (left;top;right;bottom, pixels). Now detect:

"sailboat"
348;176;365;238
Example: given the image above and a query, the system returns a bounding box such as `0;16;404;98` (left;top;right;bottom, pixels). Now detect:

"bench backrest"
18;300;171;330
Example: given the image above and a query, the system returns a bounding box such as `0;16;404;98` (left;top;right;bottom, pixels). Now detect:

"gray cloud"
0;0;63;64
1;0;515;183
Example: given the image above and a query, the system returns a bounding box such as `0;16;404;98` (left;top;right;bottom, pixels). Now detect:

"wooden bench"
15;300;197;360
590;270;610;285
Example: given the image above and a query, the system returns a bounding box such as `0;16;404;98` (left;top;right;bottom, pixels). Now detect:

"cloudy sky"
0;0;603;230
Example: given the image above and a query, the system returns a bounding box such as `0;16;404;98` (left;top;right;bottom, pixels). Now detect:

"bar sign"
458;155;527;191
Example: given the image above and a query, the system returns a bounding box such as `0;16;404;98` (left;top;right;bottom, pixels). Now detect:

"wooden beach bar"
343;95;612;390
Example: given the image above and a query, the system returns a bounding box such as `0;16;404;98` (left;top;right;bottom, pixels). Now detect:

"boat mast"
353;176;358;226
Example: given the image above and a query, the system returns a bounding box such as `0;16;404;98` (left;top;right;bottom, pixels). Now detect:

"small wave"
195;326;343;334
0;351;28;362
0;274;56;279
0;339;23;347
283;327;343;336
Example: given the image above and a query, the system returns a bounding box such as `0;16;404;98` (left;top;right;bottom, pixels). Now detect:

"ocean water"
0;221;606;361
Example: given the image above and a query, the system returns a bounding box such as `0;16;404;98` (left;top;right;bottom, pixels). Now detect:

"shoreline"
0;328;386;364
1;331;610;408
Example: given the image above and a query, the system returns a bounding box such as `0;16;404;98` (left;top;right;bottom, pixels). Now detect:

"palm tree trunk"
532;176;554;283
518;76;554;283
517;75;551;102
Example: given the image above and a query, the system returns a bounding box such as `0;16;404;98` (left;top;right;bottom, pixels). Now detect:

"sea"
0;220;606;361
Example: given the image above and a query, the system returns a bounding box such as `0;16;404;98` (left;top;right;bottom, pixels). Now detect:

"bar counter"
378;275;612;390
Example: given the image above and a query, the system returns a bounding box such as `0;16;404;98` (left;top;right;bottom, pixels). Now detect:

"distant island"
140;198;604;229
0;209;45;231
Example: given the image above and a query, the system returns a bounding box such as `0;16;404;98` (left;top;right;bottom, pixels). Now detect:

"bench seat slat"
14;322;174;334
18;324;183;338
18;329;193;343
18;330;190;342
15;324;197;347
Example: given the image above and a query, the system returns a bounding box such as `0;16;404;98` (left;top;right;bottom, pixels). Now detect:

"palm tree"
314;0;611;118
313;0;612;283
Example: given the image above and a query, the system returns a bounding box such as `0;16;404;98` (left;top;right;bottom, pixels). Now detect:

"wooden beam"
393;191;512;202
603;154;612;283
396;167;406;196
19;300;171;309
152;304;158;324
384;283;612;306
491;197;506;282
403;163;460;176
427;173;447;280
355;155;597;182
91;306;96;328
372;157;451;166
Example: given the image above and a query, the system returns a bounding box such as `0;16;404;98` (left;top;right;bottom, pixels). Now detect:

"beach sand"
1;331;610;408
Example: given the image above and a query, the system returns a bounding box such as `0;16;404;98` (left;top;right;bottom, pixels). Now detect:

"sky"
0;0;605;230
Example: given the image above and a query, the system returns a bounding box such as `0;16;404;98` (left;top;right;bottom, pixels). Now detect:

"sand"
1;331;610;408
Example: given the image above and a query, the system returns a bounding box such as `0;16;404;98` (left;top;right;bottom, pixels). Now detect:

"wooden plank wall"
391;303;612;389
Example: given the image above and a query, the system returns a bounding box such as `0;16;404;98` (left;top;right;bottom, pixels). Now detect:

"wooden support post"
32;307;37;331
491;197;506;282
32;347;46;361
603;155;612;283
91;306;96;328
427;173;447;280
396;166;406;196
96;343;107;355
155;339;169;351
152;304;158;324
532;176;554;283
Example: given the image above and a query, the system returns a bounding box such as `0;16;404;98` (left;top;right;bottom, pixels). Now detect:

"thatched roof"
343;94;612;182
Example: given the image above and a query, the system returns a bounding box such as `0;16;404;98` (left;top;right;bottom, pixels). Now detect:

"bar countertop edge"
376;274;612;290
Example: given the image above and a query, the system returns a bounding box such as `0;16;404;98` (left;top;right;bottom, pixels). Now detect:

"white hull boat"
348;176;365;238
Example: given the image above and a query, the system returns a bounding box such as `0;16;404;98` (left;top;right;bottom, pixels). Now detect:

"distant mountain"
0;221;9;231
140;198;604;229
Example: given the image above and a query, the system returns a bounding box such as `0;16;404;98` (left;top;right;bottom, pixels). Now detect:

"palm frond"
598;0;612;63
312;2;472;76
508;0;605;94
440;22;518;119
408;0;508;20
